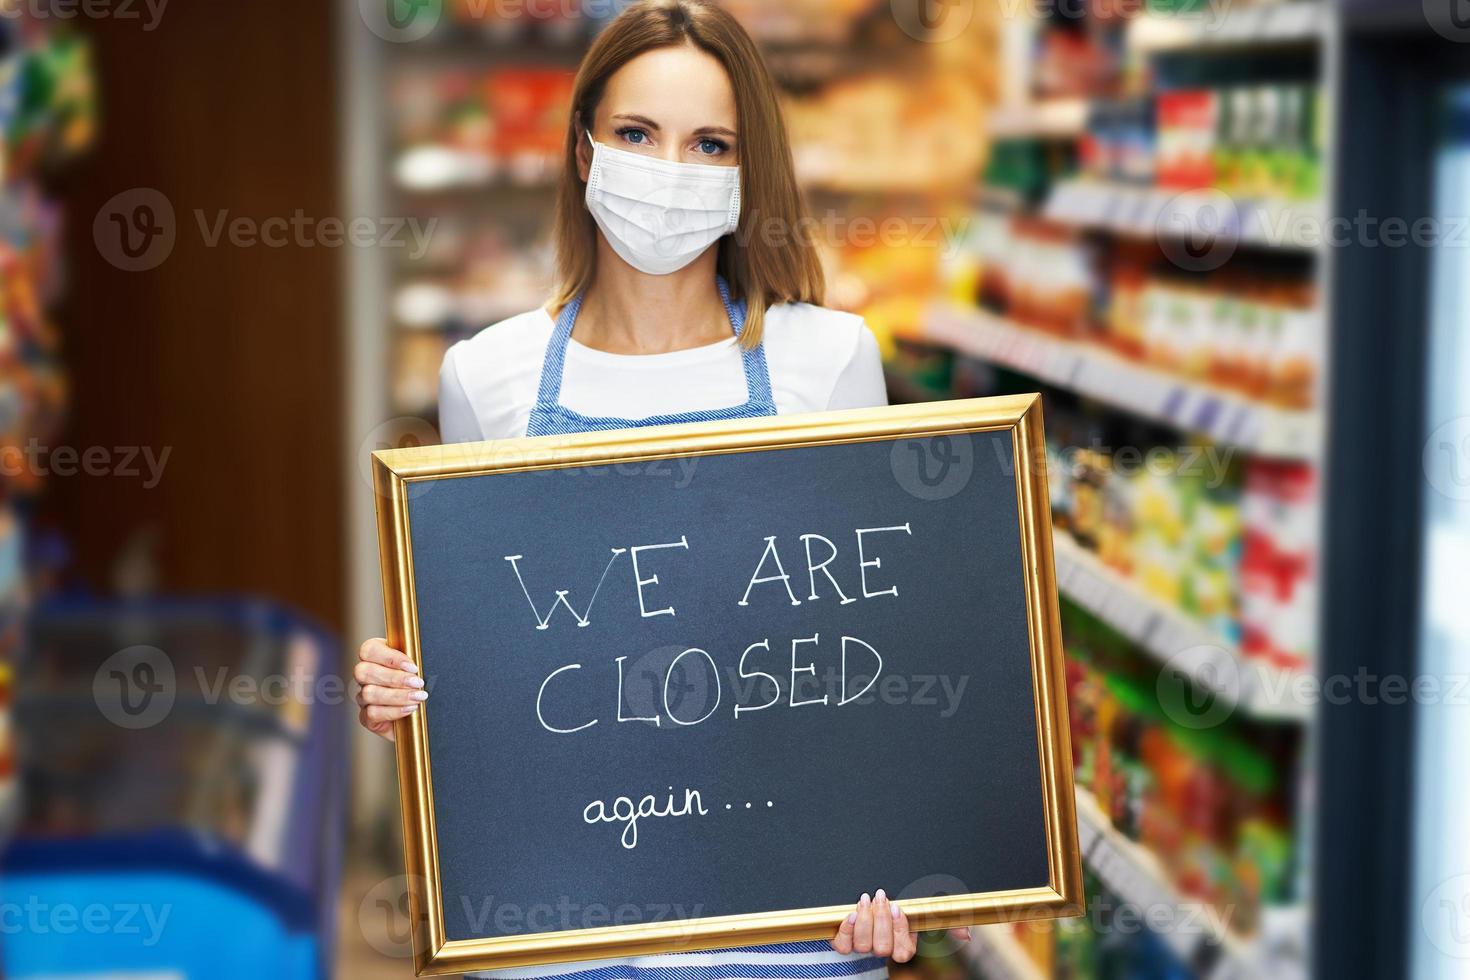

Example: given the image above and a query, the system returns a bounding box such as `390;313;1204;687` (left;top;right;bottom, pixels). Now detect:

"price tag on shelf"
1076;811;1101;854
1218;6;1263;42
1043;181;1082;224
1138;189;1172;235
1108;187;1144;232
1160;385;1189;424
1190;394;1224;435
1270;1;1320;40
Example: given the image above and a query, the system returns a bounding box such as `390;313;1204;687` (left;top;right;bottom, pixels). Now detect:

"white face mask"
583;133;741;276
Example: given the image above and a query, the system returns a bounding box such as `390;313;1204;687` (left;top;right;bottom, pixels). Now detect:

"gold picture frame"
372;394;1082;976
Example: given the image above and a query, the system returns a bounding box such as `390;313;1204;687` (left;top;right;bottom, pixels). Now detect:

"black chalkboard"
374;398;1080;974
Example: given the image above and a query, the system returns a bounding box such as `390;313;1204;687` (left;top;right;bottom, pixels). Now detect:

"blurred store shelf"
1127;4;1326;54
1075;788;1305;980
1043;179;1324;252
961;923;1045;980
924;304;1322;460
987;99;1089;140
0;778;17;842
393;146;560;193
1053;534;1310;724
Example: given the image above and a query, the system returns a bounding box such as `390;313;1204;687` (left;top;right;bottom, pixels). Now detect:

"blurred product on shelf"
988;873;1198;979
447;0;590;43
392;226;554;332
1032;22;1125;101
1085;85;1322;202
393;331;454;418
951;211;1319;410
1079;95;1156;186
1044;401;1316;670
1239;460;1316;673
391;66;575;190
0;21;95;835
821;205;963;356
982;135;1078;207
784;71;987;192
1066;637;1300;937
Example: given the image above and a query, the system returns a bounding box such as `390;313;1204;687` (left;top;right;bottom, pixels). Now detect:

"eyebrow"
611;113;737;138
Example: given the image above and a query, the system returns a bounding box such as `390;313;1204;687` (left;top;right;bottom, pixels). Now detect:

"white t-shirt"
438;301;887;442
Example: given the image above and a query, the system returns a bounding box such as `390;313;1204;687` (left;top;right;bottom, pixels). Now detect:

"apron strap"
716;277;774;406
535;292;582;407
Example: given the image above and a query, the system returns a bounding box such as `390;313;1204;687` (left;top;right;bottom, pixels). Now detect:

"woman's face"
578;43;739;176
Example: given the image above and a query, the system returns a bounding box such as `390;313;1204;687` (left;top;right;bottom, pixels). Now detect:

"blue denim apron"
508;278;883;977
524;276;776;436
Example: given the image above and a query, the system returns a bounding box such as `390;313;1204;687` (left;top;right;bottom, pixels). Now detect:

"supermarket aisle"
3;1;1465;978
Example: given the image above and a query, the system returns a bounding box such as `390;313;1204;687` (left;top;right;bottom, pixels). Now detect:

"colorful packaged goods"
1064;638;1300;938
1044;403;1317;667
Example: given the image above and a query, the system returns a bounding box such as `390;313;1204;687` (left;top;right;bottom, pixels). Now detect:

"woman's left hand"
830;889;970;962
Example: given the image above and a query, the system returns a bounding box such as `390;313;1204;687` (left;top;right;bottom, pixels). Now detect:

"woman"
356;0;966;974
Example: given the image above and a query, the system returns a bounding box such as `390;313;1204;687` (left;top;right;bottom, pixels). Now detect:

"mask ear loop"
581;126;603;202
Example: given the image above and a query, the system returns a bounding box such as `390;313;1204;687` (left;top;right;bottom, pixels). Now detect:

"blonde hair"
550;0;824;348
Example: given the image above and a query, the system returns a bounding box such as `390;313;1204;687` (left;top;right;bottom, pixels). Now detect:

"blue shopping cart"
2;597;350;980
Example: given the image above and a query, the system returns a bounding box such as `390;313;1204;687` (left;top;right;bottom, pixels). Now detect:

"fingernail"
411;690;429;701
890;903;901;920
860;893;870;907
845;912;856;925
401;704;417;715
407;676;425;689
402;661;419;673
875;888;887;903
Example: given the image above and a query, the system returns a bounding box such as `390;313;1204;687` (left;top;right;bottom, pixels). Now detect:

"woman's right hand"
354;638;427;741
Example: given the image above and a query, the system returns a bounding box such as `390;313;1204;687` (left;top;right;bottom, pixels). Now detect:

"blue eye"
697;138;727;155
616;127;650;146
